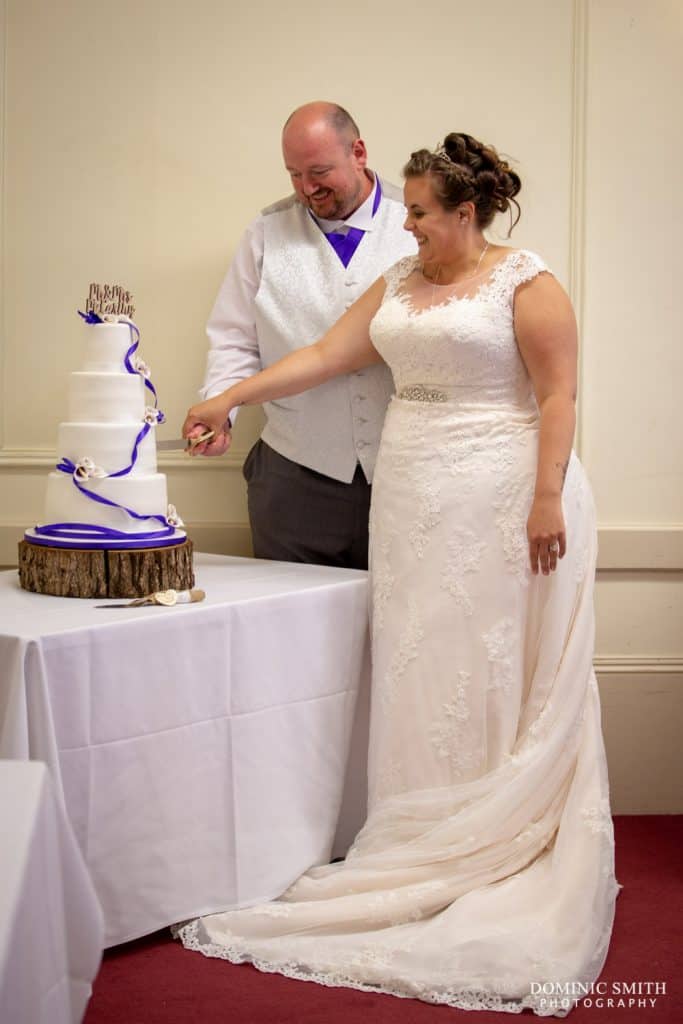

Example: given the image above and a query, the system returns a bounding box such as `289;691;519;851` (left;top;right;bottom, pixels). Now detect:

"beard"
305;180;364;221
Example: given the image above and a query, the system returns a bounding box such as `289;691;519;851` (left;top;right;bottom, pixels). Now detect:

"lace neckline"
394;249;524;317
422;250;513;290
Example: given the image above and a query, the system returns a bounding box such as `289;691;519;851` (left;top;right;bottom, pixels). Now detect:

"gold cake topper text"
86;283;135;319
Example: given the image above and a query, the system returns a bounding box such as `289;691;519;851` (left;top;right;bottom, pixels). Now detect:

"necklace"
424;240;490;296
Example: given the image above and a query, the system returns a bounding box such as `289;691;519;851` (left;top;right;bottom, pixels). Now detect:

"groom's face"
283;124;370;222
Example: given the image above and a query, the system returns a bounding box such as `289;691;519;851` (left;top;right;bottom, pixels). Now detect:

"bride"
178;132;617;1016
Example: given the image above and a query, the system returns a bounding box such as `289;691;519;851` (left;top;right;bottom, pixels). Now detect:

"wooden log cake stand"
17;538;194;599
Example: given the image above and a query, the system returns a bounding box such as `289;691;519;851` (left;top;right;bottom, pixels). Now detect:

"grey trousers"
243;440;372;570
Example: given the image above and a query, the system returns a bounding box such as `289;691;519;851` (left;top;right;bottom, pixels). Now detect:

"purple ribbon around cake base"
25;524;186;551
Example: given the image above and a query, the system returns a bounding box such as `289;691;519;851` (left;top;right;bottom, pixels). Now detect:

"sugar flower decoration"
144;406;165;425
166;504;184;528
132;353;151;379
74;457;106;481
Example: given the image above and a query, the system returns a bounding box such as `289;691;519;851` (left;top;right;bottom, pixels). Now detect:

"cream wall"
0;0;681;810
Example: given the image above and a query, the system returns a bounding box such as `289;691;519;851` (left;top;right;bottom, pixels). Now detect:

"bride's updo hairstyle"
404;133;522;233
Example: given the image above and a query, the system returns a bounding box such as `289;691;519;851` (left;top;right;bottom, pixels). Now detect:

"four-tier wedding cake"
19;284;193;598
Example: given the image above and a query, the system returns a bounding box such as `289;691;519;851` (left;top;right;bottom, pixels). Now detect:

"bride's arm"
183;277;386;453
514;272;578;577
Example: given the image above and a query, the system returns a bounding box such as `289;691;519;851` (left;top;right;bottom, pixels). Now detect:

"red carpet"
83;817;681;1023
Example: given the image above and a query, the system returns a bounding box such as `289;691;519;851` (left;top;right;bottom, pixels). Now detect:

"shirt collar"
312;172;380;235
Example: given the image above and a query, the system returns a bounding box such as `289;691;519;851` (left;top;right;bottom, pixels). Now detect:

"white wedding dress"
177;250;618;1016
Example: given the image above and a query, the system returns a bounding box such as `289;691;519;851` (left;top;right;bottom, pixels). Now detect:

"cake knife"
157;430;215;451
96;589;206;609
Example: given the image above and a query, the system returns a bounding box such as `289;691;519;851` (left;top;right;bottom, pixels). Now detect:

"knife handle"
187;430;215;449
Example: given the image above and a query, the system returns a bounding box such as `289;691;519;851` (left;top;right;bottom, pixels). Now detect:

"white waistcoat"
254;180;415;483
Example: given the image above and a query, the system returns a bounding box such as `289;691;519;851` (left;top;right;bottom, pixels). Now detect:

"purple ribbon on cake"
78;310;160;406
32;456;176;547
55;456;171;528
105;412;164;479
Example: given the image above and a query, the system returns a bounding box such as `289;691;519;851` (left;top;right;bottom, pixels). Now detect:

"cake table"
0;554;371;947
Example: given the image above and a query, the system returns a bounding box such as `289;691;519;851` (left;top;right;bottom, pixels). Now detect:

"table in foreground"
0;554;370;947
0;761;103;1023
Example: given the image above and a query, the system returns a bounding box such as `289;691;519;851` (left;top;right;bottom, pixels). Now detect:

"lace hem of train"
175;920;571;1018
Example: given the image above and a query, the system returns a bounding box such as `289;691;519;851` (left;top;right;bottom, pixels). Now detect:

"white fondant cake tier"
68;372;145;423
82;321;136;372
44;471;169;534
57;422;157;475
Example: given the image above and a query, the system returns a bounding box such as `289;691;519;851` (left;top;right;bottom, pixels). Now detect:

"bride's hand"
526;495;566;576
183;395;233;456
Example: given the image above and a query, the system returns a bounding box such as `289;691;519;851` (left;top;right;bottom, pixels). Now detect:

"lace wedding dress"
177;251;618;1016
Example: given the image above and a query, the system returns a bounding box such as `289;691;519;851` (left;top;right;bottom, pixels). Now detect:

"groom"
194;101;415;569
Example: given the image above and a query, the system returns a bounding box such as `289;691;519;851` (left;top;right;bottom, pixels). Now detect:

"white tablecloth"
0;554;370;947
0;761;103;1023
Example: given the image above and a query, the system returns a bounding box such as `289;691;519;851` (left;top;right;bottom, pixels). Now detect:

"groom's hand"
191;426;231;456
183;408;232;456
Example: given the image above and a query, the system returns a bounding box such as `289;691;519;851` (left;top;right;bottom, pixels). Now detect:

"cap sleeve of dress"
504;250;552;291
383;255;419;300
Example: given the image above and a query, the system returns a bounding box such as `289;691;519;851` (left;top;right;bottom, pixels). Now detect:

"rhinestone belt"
397;384;448;404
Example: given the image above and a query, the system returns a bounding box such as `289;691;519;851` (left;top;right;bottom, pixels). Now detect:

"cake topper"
86;283;135;319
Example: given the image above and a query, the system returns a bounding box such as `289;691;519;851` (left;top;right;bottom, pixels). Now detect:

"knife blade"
157;430;215;452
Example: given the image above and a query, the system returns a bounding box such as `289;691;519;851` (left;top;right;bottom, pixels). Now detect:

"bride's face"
403;175;464;264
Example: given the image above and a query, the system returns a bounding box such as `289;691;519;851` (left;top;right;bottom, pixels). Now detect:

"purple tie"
325;227;364;268
324;179;383;268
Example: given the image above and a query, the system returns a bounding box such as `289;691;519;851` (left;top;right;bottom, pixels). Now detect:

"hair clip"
433;144;457;166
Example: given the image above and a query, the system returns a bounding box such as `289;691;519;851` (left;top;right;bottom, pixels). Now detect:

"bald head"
282;102;360;149
282;102;371;221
